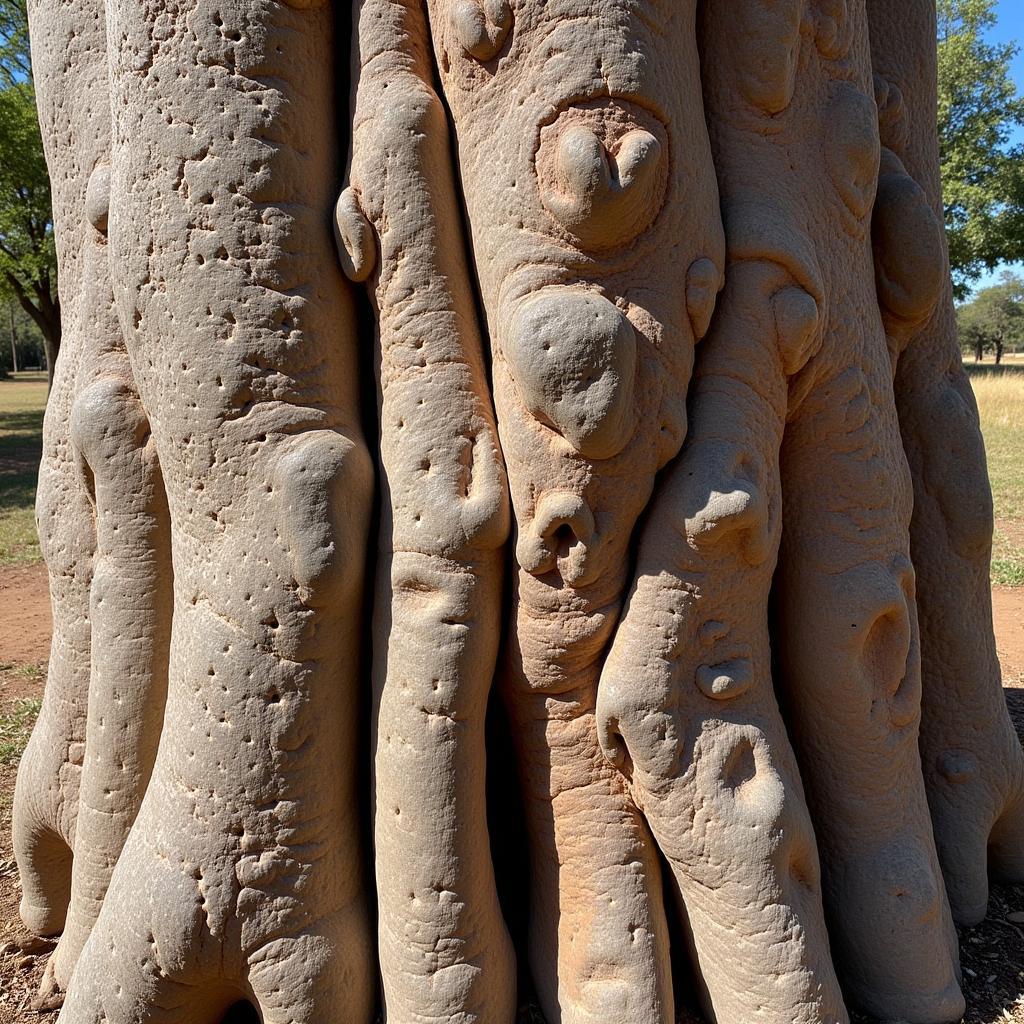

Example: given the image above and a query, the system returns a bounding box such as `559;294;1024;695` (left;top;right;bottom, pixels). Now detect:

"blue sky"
994;0;1024;138
972;0;1024;289
995;0;1024;112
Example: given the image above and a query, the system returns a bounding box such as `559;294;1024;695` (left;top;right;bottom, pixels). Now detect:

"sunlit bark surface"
14;2;1019;1022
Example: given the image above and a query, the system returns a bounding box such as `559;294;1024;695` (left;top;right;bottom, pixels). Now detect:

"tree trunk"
41;331;58;389
6;303;16;376
16;2;1022;1023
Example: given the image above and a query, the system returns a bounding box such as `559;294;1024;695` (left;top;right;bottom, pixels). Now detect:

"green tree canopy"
956;270;1024;361
938;0;1024;298
0;79;58;380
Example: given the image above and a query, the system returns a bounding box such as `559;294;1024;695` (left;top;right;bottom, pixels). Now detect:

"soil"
0;563;49;682
0;568;1021;1022
996;586;1024;683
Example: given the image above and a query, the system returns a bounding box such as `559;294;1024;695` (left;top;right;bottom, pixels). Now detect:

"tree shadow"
963;361;1024;379
0;401;44;515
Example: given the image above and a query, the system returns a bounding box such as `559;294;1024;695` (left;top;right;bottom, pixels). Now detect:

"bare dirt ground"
0;564;49;672
0;569;1021;1022
996;587;1024;683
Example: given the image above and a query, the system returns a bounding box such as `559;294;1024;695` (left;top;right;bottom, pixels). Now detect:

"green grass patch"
992;556;1024;587
0;696;42;765
0;372;47;565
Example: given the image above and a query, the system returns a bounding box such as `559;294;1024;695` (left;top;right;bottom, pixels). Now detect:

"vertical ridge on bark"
425;1;724;1018
341;1;516;1019
13;6;175;1005
867;0;1024;929
58;2;378;1019
598;257;847;1024
14;0;122;943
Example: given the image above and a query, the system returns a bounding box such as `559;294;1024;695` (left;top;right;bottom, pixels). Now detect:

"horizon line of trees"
957;269;1024;363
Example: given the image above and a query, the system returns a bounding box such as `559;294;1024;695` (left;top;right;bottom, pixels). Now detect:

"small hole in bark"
553;523;576;559
723;737;757;793
221;1001;260;1024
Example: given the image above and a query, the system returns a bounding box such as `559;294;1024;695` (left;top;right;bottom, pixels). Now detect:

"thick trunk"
19;3;1018;1022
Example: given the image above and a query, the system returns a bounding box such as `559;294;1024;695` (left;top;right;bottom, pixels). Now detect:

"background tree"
0;295;45;373
938;0;1024;298
956;270;1024;361
0;81;58;384
0;0;58;385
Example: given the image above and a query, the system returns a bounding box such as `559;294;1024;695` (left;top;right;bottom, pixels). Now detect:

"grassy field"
966;362;1024;586
0;372;46;566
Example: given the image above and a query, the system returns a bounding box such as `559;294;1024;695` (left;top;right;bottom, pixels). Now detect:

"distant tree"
956;270;1024;363
0;80;58;385
0;295;44;373
937;0;1024;299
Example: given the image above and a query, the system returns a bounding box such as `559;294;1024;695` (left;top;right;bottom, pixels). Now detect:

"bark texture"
13;1;1020;1023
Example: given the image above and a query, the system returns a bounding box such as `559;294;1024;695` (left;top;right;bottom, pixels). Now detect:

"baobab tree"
15;2;1021;1023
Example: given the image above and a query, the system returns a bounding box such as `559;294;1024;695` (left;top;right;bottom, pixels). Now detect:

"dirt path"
995;586;1024;683
0;563;49;677
0;566;1021;1022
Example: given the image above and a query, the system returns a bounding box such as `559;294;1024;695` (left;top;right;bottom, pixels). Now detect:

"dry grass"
968;367;1024;586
